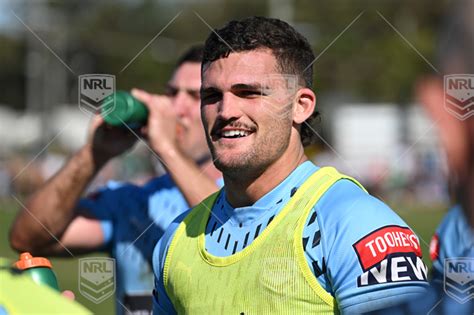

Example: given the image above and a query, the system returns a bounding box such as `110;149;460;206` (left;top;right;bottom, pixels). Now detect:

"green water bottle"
101;90;149;127
14;252;60;291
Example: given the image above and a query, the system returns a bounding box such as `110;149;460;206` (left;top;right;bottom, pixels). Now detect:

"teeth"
221;130;250;138
222;130;236;137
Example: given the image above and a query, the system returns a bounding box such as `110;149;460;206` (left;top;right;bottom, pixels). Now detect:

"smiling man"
152;17;428;314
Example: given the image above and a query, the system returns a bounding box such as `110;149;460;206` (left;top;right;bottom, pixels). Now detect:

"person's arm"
311;180;428;313
155;147;218;207
9;116;136;255
132;89;218;206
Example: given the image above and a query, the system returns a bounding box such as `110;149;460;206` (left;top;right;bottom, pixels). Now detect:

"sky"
0;0;23;37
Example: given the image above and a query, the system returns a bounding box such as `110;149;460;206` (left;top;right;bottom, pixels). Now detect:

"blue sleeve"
152;210;190;314
77;180;126;220
77;181;127;246
430;205;474;282
427;205;474;314
311;179;428;313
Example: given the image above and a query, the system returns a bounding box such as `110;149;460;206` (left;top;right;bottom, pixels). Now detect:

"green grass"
0;198;447;314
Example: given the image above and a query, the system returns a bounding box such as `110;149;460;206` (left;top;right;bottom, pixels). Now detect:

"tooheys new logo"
352;225;428;287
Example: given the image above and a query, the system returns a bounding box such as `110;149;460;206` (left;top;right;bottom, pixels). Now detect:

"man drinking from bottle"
10;45;222;314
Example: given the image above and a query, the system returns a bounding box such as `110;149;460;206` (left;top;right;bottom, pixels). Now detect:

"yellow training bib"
164;167;365;314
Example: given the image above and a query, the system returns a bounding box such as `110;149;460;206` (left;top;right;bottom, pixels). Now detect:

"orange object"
14;252;52;270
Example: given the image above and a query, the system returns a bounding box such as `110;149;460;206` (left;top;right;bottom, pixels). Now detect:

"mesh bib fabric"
164;167;365;314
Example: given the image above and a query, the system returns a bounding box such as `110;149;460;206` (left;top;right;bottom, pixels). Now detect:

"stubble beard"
210;122;291;181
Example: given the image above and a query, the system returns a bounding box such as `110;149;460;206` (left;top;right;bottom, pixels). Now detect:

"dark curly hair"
202;16;319;146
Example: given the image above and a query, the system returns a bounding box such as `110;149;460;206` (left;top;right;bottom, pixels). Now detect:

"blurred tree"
0;0;451;108
0;35;25;109
295;0;449;103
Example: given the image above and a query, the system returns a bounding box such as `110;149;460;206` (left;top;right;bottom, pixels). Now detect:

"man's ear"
293;87;316;124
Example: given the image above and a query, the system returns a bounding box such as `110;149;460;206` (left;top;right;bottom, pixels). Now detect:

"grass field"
0;198;447;314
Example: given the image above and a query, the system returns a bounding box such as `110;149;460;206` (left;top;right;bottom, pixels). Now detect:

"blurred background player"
153;16;428;314
9;45;222;314
370;2;474;314
418;0;474;313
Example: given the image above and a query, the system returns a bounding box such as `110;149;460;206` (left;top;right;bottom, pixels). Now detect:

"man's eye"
166;88;178;97
238;90;262;97
202;92;220;103
188;91;200;100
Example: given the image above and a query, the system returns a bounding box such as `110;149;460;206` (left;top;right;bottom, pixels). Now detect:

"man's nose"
217;93;241;120
173;91;193;117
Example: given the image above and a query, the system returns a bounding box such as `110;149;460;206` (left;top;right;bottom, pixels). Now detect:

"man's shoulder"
80;174;184;218
308;177;428;313
433;205;474;259
152;209;192;273
115;174;183;200
316;178;400;223
164;209;191;240
313;177;413;255
151;192;222;274
436;204;465;233
88;177;154;196
141;173;176;191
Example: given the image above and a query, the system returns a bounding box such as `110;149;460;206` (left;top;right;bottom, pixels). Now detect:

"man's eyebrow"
231;83;264;90
200;86;220;94
200;83;268;94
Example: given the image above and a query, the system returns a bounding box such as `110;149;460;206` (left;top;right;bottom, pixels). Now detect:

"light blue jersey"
429;205;474;314
153;161;428;314
372;205;474;315
78;174;190;314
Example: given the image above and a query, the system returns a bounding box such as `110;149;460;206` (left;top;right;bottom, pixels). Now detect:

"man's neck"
224;146;308;208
